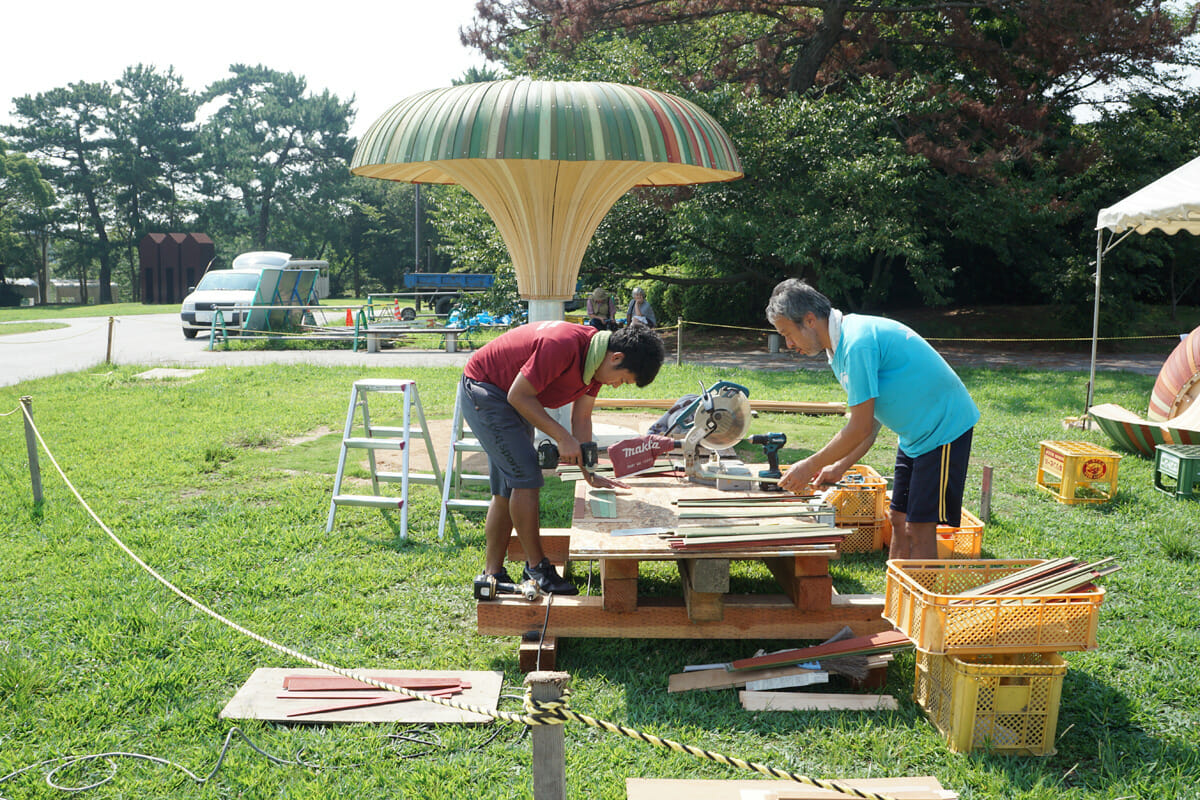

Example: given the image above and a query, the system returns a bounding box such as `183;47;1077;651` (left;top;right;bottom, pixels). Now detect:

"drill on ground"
473;573;542;602
750;432;787;491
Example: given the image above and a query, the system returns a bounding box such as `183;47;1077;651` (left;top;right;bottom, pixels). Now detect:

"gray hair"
632;286;645;298
765;279;831;325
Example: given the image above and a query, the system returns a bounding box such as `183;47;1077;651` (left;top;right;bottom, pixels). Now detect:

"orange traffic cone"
345;308;354;326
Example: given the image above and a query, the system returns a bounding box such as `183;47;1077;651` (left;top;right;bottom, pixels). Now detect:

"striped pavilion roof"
351;80;743;186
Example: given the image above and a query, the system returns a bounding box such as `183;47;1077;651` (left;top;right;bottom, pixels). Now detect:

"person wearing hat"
586;287;618;331
626;287;656;328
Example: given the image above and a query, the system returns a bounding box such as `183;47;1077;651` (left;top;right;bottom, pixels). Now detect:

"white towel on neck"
826;308;843;363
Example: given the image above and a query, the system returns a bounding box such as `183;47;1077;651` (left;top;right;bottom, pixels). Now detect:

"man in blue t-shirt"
766;279;980;559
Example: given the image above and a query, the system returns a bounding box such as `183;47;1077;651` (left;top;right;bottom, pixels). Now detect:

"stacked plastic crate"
883;559;1105;755
826;465;889;552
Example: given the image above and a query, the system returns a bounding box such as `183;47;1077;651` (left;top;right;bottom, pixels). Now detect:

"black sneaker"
523;558;578;596
476;567;515;585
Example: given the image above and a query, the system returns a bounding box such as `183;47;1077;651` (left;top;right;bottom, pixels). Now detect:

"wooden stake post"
20;397;42;504
525;671;570;800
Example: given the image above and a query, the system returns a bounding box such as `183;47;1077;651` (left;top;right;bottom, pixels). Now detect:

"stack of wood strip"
726;630;913;672
277;674;470;718
665;520;846;551
958;557;1120;596
668;629;907;711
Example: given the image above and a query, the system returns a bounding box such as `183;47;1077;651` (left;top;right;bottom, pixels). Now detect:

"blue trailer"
402;272;495;315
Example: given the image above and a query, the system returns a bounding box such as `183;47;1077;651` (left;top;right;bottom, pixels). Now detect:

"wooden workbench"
476;475;890;662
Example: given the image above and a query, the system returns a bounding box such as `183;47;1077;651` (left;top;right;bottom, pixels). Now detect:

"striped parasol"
351;80;743;299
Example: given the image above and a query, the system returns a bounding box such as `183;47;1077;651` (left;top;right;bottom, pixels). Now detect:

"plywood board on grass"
220;668;502;725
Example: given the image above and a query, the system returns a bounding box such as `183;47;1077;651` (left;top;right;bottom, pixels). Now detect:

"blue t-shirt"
830;315;979;457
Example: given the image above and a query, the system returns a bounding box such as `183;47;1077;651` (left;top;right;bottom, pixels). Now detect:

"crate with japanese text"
1035;440;1121;504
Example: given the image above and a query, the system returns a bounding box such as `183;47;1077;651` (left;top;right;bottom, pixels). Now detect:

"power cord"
0;726;315;796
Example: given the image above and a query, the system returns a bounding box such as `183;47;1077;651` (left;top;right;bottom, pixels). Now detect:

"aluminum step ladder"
326;379;441;538
437;388;493;540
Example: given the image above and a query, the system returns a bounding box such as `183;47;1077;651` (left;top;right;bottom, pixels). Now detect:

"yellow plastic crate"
883;559;1104;655
1036;440;1121;504
936;509;984;559
836;519;886;553
914;650;1067;756
828;464;888;524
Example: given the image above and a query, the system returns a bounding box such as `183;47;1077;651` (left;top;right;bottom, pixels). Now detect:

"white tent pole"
1087;229;1103;412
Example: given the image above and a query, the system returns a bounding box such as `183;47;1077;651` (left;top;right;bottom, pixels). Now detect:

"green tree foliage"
197;65;354;254
1080;90;1200;323
6;81;119;302
463;1;1200;319
109;65;201;298
0;142;54;305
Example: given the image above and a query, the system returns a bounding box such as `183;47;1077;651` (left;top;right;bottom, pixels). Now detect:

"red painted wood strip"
281;675;470;691
285;687;462;717
727;630;911;672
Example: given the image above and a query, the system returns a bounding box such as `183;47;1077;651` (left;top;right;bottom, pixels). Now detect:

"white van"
179;251;329;338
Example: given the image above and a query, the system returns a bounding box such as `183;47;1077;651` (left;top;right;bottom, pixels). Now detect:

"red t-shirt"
464;321;603;409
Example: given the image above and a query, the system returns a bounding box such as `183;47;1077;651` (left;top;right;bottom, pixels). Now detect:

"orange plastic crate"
883;559;1103;655
914;650;1067;756
828;464;888;524
836;519;886;553
936;509;984;559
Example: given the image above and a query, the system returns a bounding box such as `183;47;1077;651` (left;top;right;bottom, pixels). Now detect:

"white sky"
0;0;493;137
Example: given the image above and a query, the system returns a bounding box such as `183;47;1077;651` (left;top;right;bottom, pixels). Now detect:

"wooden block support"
762;555;833;611
601;558;639;612
677;559;728;622
519;635;558;673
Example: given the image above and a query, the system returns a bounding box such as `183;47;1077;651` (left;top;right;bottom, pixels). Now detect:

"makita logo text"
616;441;657;458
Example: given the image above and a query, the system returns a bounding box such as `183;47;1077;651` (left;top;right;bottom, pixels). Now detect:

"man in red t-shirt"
460;321;665;594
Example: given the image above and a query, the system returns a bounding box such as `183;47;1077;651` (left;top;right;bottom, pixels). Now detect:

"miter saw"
669;380;755;484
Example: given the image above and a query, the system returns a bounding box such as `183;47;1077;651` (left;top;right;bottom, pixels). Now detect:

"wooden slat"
728;630;911;672
669;663;825;693
740;691;898;712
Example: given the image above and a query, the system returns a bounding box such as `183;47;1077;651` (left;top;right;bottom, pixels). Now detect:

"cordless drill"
750;432;787;491
537;440;599;471
473;574;542;602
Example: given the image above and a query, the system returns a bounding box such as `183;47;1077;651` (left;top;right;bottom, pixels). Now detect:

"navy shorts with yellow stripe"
890;428;973;526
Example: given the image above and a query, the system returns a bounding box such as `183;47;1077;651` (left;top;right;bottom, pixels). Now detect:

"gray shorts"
458;376;543;497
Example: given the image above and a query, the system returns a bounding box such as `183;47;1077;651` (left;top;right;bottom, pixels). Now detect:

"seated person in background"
626;287;656;328
586;287;619;331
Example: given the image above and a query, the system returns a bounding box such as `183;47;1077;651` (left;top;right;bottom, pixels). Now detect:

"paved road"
0;313;471;388
0;313;1167;388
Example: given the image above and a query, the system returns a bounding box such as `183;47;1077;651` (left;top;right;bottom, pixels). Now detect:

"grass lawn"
1;360;1197;799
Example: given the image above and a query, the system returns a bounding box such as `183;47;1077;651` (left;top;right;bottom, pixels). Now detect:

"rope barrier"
9;402;901;800
677;318;1185;343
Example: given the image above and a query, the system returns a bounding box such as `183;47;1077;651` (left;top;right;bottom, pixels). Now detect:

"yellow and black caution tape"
10;402;901;800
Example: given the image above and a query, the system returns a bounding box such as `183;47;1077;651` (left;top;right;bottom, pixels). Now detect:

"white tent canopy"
1089;154;1200;409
